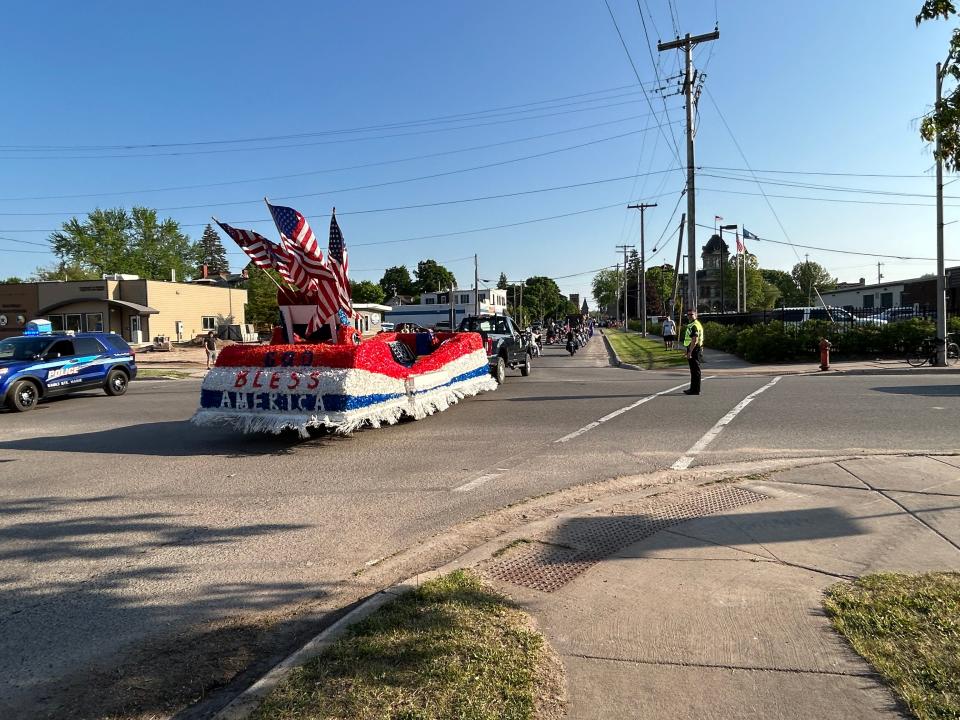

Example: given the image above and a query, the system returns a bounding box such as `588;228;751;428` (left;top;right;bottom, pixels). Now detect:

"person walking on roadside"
203;331;218;369
682;309;704;395
662;316;677;350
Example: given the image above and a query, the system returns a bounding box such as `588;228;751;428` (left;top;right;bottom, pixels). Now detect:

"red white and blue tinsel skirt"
191;332;496;435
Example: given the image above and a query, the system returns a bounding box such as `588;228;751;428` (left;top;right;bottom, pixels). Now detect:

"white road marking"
671;376;783;470
453;472;502;493
554;381;694;444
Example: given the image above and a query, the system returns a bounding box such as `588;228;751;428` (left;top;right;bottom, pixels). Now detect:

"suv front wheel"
6;379;39;412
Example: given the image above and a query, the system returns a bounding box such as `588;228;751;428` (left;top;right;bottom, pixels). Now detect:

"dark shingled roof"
702;234;730;255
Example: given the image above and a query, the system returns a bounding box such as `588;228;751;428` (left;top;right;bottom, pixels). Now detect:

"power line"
701;171;958;199
602;0;683;166
0;95;661;161
701;165;936;180
693;222;960;262
699;185;960;208
0;125;680;217
0;84;657;152
0;110;677;203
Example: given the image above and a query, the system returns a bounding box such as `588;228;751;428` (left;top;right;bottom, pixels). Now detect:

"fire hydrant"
819;337;832;371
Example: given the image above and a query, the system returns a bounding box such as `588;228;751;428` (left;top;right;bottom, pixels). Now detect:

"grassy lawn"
136;368;195;379
605;329;686;369
252;570;564;720
824;572;960;720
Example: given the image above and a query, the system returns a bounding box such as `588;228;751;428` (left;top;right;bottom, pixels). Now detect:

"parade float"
190;204;496;436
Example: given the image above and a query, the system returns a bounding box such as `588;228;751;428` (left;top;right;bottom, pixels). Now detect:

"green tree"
917;1;960;169
497;272;508;290
32;261;97;281
49;207;195;281
379;265;415;296
414;259;456;294
591;269;620;313
243;264;282;327
350;280;386;304
646;265;676;316
2;276;24;284
522;276;566;323
791;261;837;305
761;268;803;306
195;223;230;277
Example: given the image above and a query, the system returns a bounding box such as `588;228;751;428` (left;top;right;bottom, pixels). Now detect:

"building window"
425;298;435;305
202;316;217;331
85;313;103;332
862;295;874;309
479;293;487;302
48;315;65;331
459;294;470;304
880;292;893;308
65;314;83;332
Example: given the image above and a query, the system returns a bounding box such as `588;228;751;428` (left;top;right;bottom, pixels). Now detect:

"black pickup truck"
457;314;530;383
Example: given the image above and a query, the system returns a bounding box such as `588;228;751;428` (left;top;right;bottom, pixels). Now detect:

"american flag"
215;219;296;285
267;201;344;325
736;232;745;254
327;210;352;315
266;201;328;277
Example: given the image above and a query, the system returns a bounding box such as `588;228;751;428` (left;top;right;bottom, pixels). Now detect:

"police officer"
682;309;704;395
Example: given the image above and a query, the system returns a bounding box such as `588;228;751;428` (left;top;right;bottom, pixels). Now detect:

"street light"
719;224;738;313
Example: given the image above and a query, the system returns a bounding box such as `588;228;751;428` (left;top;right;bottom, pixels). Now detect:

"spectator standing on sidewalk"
662;316;677;349
682;309;704;395
203;331;218;369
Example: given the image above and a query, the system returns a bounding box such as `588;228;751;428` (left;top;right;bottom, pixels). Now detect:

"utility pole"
670;213;686;320
474;254;479;316
616;245;635;329
628;202;657;336
805;253;812;305
935;62;948;366
877;261;884;286
659;27;719;315
614;262;620;324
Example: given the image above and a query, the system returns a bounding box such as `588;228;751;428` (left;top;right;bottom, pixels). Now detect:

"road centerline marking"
554;380;696;444
671;376;783;471
453;473;502;493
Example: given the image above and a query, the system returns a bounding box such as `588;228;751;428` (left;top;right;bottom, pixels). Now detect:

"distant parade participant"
662;316;677;349
203;331;218;369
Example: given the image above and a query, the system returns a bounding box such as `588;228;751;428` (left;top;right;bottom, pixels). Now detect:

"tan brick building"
0;278;246;343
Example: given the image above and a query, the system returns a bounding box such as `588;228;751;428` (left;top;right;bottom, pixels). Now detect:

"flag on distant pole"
741;227;759;254
736;232;745;254
714;215;723;232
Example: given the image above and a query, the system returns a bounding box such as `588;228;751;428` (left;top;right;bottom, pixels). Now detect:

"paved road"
0;336;958;716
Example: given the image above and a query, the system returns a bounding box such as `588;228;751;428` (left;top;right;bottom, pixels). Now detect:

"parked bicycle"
906;334;960;367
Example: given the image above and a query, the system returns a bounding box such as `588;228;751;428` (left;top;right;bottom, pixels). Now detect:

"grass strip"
136;369;194;379
824;572;960;720
605;329;686;369
252;569;564;720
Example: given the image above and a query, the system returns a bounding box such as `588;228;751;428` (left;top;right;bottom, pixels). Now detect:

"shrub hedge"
633;316;958;363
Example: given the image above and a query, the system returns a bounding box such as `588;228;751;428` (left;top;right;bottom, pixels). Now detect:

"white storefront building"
386;288;508;328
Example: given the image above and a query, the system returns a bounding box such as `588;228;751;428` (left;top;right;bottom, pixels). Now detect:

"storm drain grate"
486;485;767;592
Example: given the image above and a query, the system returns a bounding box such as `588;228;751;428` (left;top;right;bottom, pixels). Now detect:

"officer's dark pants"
687;347;702;393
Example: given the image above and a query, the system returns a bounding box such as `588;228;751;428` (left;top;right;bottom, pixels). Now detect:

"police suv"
0;327;138;412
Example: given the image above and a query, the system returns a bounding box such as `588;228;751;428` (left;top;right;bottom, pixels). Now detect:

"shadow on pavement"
0;496;335;719
0;420;350;457
871;384;960;397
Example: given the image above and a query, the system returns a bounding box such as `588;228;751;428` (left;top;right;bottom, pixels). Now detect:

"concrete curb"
601;330;643;371
207;450;939;719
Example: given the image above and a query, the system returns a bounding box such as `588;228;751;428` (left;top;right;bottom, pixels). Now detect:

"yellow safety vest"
683;320;704;348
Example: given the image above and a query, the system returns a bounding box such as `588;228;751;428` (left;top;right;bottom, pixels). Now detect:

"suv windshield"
0;337;51;361
459;317;511;335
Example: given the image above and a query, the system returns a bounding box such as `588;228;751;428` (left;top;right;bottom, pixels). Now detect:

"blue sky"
0;1;955;305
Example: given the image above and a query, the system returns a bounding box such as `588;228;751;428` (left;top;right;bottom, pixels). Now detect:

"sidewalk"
478;455;960;719
606;330;960;376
